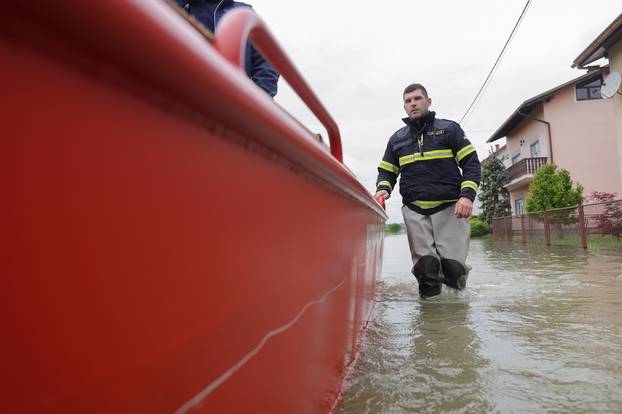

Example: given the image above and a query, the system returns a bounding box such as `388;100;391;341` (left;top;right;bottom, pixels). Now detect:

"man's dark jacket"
176;0;279;97
376;111;481;215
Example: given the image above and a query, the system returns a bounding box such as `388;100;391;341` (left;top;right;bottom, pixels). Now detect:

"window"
512;153;521;164
515;198;525;215
530;140;540;158
576;76;603;101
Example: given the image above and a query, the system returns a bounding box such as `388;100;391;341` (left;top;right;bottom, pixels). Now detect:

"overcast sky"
249;0;619;222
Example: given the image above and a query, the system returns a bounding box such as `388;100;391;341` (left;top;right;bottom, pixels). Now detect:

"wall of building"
610;40;622;195
505;105;551;164
543;78;622;197
508;183;529;215
497;147;511;168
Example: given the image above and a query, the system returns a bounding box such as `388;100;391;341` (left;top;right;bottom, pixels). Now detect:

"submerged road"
336;235;622;413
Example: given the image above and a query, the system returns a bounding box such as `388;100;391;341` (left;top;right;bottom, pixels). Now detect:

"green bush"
384;223;402;235
526;163;583;212
470;216;490;238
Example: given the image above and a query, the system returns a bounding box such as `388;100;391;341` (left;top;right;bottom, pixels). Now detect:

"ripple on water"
336;236;622;413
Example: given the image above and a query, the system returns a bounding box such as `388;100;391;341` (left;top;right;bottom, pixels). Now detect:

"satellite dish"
601;71;621;99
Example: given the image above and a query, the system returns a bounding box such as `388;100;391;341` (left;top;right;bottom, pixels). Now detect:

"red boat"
3;1;386;412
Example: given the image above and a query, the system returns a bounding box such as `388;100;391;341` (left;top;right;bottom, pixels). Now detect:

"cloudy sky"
249;0;619;222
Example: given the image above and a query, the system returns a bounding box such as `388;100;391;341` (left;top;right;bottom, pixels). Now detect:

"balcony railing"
507;157;548;182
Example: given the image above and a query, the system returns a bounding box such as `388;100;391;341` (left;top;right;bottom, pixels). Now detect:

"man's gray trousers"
401;204;470;298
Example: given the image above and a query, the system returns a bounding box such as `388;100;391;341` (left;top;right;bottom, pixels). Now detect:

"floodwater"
336;235;622;414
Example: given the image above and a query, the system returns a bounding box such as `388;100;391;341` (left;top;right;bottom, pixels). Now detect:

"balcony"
505;157;548;190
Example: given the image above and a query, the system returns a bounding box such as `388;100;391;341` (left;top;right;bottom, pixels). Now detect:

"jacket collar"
402;111;435;130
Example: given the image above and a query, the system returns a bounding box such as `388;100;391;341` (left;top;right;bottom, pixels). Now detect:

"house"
480;143;511;168
487;66;621;215
573;13;622;190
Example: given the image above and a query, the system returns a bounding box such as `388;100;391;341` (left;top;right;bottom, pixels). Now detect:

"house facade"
481;144;511;168
573;13;622;189
488;67;621;215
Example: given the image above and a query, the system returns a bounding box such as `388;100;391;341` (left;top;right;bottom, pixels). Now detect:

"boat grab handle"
214;8;343;163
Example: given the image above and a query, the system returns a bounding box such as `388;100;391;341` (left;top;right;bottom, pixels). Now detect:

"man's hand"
375;190;390;200
454;197;473;219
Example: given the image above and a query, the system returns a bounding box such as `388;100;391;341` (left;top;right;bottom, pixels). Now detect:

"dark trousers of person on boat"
174;0;279;97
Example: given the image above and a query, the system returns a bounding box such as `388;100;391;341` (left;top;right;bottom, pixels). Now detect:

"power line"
460;54;505;126
459;0;533;125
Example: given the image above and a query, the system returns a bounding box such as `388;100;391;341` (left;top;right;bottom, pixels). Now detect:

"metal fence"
492;199;622;250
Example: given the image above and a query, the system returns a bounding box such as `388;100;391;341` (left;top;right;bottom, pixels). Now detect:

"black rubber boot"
413;255;442;298
440;258;468;290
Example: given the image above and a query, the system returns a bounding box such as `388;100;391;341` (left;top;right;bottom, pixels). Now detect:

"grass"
472;234;492;240
502;235;622;251
587;235;622;251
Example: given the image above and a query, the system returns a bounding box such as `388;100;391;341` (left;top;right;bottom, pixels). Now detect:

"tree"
589;191;622;237
525;164;583;238
478;153;511;224
525;164;583;212
385;223;402;235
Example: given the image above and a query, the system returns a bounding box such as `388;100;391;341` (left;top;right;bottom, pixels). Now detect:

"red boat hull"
2;2;385;412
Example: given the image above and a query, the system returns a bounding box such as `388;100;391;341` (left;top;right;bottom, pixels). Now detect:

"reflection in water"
337;235;622;413
407;300;493;413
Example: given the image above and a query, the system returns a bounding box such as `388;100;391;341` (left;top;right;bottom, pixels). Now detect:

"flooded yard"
336;235;622;413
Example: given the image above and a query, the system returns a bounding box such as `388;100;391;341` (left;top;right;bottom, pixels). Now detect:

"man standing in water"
375;84;481;298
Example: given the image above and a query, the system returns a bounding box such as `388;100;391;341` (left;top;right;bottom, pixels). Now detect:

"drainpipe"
518;109;553;163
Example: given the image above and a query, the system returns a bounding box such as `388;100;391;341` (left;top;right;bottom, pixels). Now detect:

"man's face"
403;89;432;120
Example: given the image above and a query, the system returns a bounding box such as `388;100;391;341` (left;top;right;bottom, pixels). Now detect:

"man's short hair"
403;83;428;98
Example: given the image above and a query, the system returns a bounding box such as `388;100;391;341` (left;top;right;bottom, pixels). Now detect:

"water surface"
336;235;622;413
